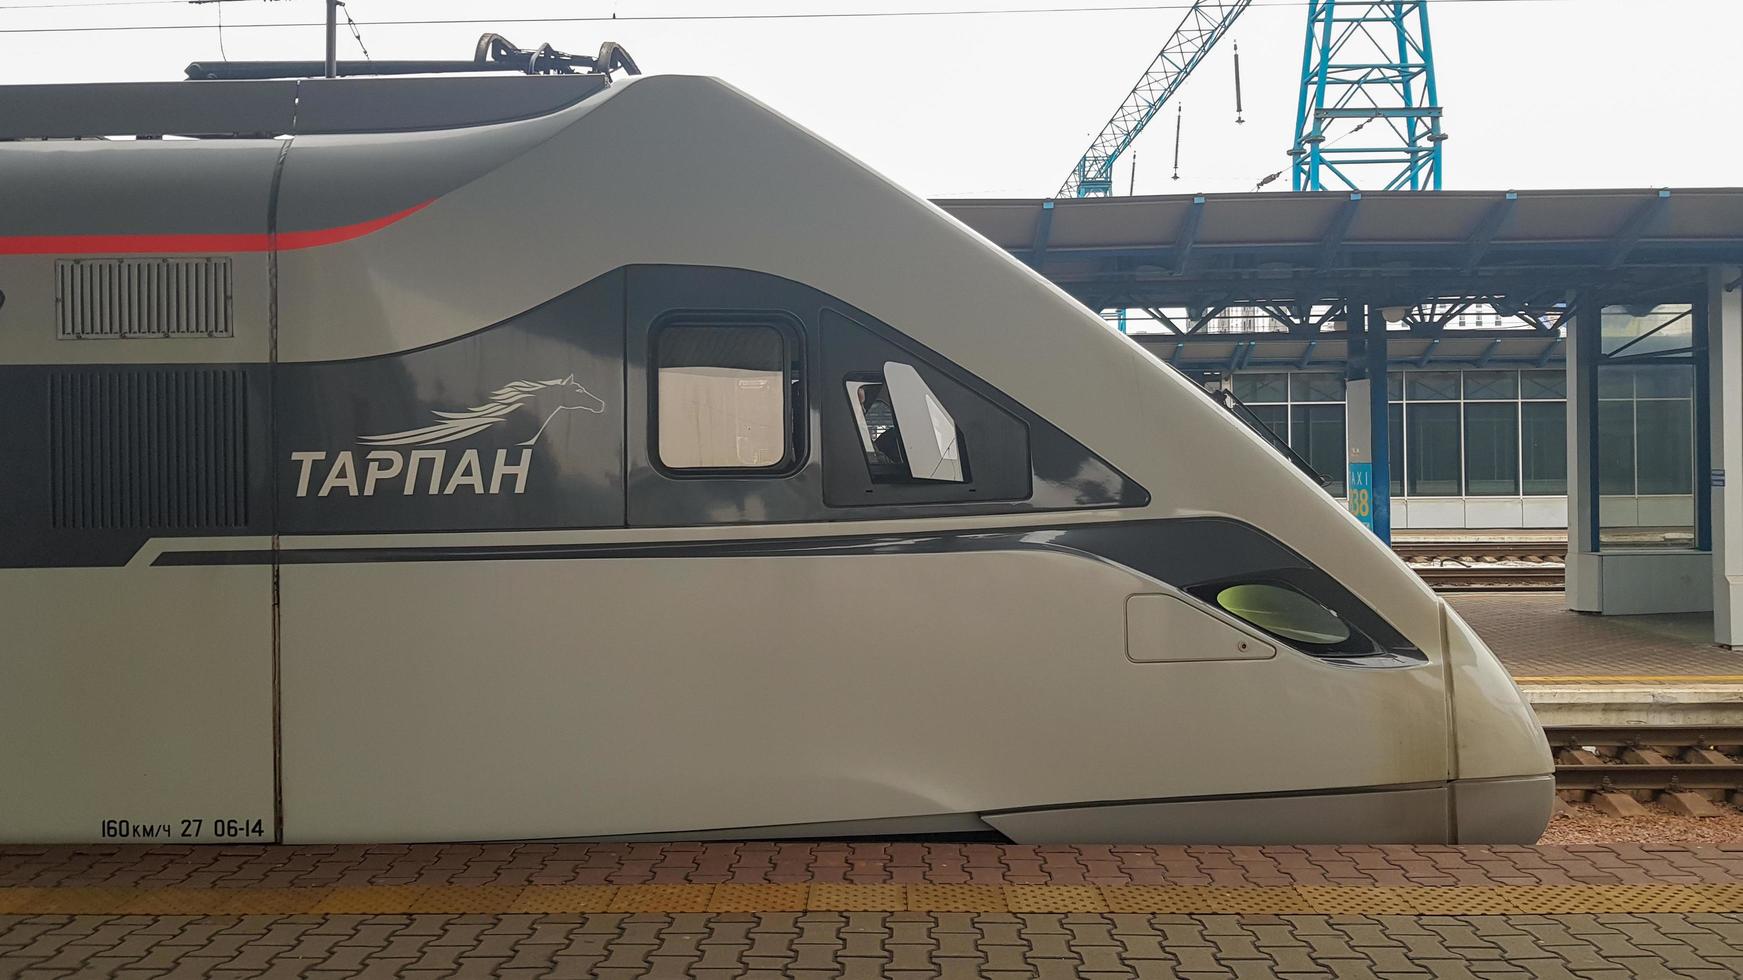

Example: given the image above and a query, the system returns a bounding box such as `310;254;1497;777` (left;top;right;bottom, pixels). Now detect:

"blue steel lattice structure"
1058;0;1252;198
1290;0;1444;192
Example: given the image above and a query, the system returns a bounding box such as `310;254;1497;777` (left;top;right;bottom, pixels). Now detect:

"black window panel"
1597;365;1635;399
1596;399;1636;495
1407;372;1460;401
657;323;783;371
1233;373;1288;403
1462;371;1518;400
1406;403;1460;495
1291;373;1345;403
1248;404;1288;445
1463;402;1519;496
1520;370;1566;399
1636;399;1695;494
1290;404;1345;496
1636;364;1695;399
1521;402;1567;496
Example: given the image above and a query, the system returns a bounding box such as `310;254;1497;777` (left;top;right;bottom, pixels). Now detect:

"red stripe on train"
0;200;433;256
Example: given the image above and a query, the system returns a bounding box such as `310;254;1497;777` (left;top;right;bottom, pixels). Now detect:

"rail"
1545;725;1743;803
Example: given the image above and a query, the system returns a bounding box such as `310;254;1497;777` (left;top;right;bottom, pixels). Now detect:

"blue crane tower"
1058;0;1444;197
1290;1;1444;191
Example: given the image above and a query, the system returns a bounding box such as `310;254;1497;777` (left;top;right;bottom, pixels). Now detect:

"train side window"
845;362;967;483
655;323;793;471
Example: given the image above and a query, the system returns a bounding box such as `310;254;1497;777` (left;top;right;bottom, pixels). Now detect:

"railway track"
1391;541;1566;591
1413;565;1564;591
1393;542;1567;562
1544;726;1743;808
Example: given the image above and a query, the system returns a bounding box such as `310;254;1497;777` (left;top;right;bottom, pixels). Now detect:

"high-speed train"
0;61;1552;845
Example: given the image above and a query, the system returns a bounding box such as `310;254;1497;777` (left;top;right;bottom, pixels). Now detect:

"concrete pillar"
1347;377;1374;529
1345;303;1378;536
1710;266;1743;646
1341;301;1391;542
1565;292;1602;611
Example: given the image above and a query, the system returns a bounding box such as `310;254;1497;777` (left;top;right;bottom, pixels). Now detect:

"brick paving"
9;909;1743;978
10;843;1743;890
11;846;1743;976
1448;594;1743;679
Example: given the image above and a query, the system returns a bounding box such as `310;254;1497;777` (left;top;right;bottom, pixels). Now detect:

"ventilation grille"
56;258;233;339
50;369;249;529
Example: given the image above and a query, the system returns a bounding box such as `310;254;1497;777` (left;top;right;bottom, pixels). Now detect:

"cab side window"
655;322;796;472
821;309;1028;506
845;363;967;484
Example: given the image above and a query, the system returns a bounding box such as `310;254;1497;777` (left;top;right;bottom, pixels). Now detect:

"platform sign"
1348;461;1374;529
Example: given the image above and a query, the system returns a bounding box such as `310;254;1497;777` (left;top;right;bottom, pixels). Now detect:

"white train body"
0;72;1552;844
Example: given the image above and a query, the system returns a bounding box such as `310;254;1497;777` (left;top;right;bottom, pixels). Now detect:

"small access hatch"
1126;594;1275;663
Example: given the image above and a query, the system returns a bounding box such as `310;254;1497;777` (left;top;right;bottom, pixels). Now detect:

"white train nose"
1442;601;1556;843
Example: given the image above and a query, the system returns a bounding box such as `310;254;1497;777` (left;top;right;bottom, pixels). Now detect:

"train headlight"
1213;583;1351;646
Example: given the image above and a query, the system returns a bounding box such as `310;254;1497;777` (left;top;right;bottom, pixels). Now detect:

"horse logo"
359;375;606;448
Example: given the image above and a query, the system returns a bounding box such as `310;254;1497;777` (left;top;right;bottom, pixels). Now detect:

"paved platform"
10;843;1743;977
1449;594;1743;683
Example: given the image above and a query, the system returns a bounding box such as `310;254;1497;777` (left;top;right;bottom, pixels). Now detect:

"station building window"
1406;402;1461;496
1291;403;1346;494
1595;304;1699;546
1462;371;1518;496
1234;371;1346;495
1388;404;1404;498
1387;368;1569;500
1464;403;1519;495
1520;368;1569;499
1521;401;1567;495
1232;372;1289;403
1229;366;1575;507
1232;372;1290;445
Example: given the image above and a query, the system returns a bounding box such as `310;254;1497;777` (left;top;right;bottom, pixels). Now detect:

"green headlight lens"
1214;584;1352;646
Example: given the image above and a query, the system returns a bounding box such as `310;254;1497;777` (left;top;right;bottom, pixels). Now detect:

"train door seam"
266;129;293;845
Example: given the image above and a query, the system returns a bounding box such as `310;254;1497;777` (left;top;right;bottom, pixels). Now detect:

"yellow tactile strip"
8;883;1743;915
1513;674;1743;684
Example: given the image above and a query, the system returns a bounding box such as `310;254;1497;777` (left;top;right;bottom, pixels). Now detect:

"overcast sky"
5;0;1740;198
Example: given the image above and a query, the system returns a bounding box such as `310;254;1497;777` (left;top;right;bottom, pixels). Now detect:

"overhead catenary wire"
338;0;370;60
0;0;1616;9
0;0;1632;33
1252;115;1371;190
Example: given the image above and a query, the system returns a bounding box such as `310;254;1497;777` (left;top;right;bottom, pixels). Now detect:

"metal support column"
1367;305;1392;544
325;0;339;78
1709;266;1743;646
1565;291;1602;611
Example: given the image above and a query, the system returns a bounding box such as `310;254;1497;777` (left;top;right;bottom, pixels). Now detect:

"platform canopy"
935;188;1743;311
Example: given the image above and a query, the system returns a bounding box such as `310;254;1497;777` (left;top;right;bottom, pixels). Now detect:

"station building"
940;189;1742;640
1155;305;1699;541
